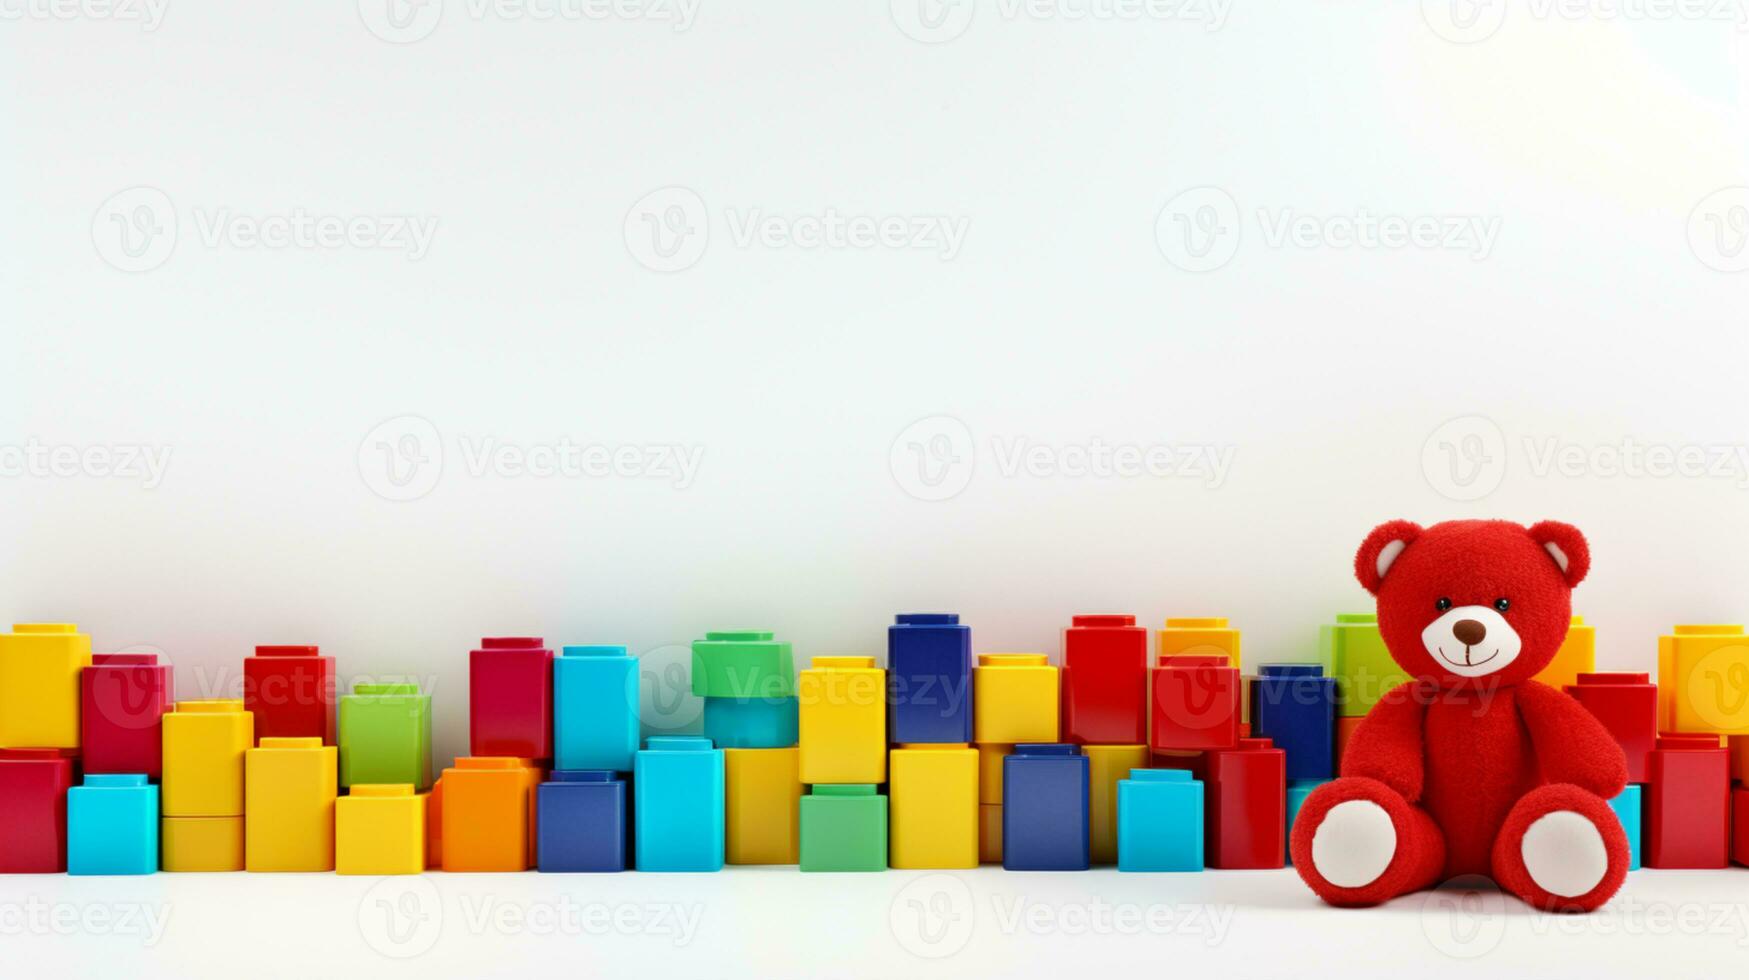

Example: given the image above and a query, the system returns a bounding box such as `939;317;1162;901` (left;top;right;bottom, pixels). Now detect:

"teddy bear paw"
1519;810;1609;898
1310;799;1398;888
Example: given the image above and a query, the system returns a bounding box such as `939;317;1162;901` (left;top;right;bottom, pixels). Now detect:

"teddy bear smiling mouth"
1435;644;1500;669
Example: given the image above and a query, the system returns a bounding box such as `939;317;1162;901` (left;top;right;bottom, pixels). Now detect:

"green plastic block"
338;682;432;789
1320;613;1410;717
799;784;887;872
691;630;795;699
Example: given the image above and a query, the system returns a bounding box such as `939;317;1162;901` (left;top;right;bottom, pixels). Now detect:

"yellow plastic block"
0;623;92;749
1158;617;1240;668
162;700;255;817
337;785;427;875
972;654;1059;744
161;815;244;871
798;656;887;784
1086;744;1149;864
977;743;1011;804
1532;615;1595;691
889;744;977;869
725;747;801;865
979;803;1003;864
245;737;338;871
1658;624;1749;734
441;757;536;872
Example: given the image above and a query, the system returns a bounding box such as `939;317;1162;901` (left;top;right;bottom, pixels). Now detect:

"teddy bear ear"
1354;520;1424;595
1528;520;1590;587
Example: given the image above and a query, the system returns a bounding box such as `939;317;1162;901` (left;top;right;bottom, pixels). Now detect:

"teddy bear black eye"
1436;597;1452;612
1494;598;1510;612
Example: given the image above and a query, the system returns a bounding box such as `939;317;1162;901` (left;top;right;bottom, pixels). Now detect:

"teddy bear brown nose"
1452;619;1487;646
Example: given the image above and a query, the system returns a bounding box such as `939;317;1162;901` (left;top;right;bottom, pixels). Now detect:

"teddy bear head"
1353;519;1589;687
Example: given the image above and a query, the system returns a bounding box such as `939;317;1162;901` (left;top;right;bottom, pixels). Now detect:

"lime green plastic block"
799;784;887;872
1320;614;1410;718
691;631;795;699
338;682;432;789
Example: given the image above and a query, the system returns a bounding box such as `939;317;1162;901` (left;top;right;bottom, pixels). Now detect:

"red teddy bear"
1290;519;1630;912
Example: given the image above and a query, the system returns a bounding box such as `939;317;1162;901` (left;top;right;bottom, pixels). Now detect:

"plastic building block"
162;700;254;817
1532;615;1595;691
1566;672;1659;783
702;696;799;749
244;645;336;744
798;656;887;784
1117;768;1204;872
1285;779;1328;865
1206;737;1286;869
337;784;427;875
160;816;244;871
635;736;725;871
0;623;92;749
245;737;338;871
536;770;628;872
339;682;432;790
980;803;1003;863
977;742;1011;804
887;613;973;744
442;756;540;872
469;637;555;759
554;645;640;772
1151;654;1240;751
1658;624;1749;734
974;654;1059;744
725;747;801;865
1734;787;1749;868
1609;784;1642;871
1645;733;1729;868
1085;744;1148;864
691;631;794;700
68;774;159;875
1249;664;1335;781
889;743;977;868
80;652;172;778
0;748;75;872
1321;613;1408;718
1335;716;1363;768
1002;744;1090;871
1061;614;1148;745
799;785;887;872
1158;617;1241;668
1151;748;1208;783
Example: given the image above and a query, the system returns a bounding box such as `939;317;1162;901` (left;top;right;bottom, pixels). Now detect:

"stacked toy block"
440;756;543;871
797;655;887;871
162;699;253;871
1565;670;1657;870
1004;744;1090;870
1644;624;1747;868
1061;615;1149;865
1151;619;1242;759
1118;768;1202;871
975;651;1060;866
1320;613;1406;761
336;680;433;874
0;623;90;873
81;651;172;778
244;645;336;744
68;774;159;875
540;645;639;872
1249;664;1335;862
635;736;725;871
692;630;799;865
246;737;338;871
888;614;978;869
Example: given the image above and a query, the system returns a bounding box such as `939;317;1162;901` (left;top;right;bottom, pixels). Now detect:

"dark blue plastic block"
537;769;628;872
1002;744;1090;871
1249;664;1335;781
887;613;973;744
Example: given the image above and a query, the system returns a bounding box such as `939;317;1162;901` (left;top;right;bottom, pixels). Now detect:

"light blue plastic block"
554;646;640;771
1117;768;1203;872
1285;779;1329;865
1610;784;1642;871
633;736;724;871
67;774;159;876
701;696;798;749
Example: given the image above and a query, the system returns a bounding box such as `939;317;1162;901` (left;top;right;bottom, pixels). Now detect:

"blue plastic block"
701;696;798;749
1117;768;1204;872
1249;664;1335;781
1610;784;1642;871
537;770;628;872
1002;744;1090;871
554;646;640;771
887;613;973;744
633;736;724;871
1285;779;1328;865
67;773;159;876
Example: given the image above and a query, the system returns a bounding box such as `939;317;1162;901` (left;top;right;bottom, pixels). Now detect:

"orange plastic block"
440;757;539;872
1531;615;1595;691
1158;617;1241;668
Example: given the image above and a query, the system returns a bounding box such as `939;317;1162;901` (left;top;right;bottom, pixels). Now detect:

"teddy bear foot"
1291;776;1447;907
1491;784;1630;913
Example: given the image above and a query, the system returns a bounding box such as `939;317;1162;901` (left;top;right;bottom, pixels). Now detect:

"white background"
4;1;1749;976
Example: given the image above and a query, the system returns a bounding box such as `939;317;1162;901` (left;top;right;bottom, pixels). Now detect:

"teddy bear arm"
1514;680;1629;798
1338;682;1428;801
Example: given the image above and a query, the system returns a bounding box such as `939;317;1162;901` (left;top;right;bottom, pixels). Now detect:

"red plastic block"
1565;672;1657;783
0;748;76;872
1061;614;1148;745
1204;737;1285;869
1150;654;1240;752
1734;788;1749;868
81;653;173;778
469;637;554;760
244;645;336;745
1645;733;1729;869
